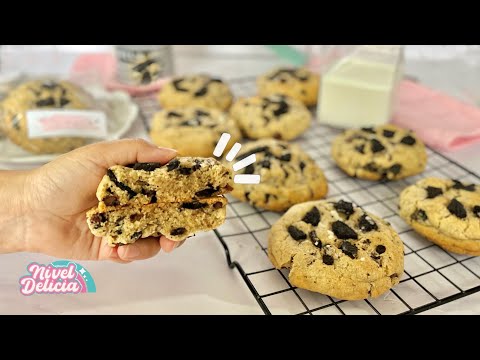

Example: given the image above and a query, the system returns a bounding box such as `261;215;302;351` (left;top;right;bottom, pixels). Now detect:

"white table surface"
0;45;479;315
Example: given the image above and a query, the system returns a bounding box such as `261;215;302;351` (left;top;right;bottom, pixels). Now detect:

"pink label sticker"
26;110;107;139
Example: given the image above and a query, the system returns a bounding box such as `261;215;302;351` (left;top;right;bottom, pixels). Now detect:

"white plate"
0;86;139;165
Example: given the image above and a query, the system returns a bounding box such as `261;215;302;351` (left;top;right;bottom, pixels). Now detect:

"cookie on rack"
1;79;94;154
399;177;480;255
257;67;320;106
158;74;233;111
268;199;404;300
230;94;311;140
227;139;328;212
149;106;241;157
331;124;427;181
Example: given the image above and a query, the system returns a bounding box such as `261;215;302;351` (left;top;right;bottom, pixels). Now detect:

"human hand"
14;139;182;263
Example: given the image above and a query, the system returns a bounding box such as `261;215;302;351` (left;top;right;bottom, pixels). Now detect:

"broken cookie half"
87;157;233;246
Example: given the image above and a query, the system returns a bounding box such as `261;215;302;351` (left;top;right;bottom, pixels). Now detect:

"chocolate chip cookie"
257;67;320;106
399;177;480;255
96;157;234;209
268;199;404;300
88;157;233;245
230;94;311;140
227;139;328;212
87;196;227;245
158;75;233;111
331;124;427;181
149;106;241;157
1;79;94;154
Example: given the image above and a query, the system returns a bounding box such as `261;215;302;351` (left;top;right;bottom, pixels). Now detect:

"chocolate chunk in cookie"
400;135;416;145
288;225;307;241
412;209;428;221
131;231;143;240
447;198;467;219
107;170;137;199
388;164;402;175
171;227;187;236
334;200;354;217
309;230;322;248
166;159;180;171
172;78;188;92
302;206;321;226
322;254;334;265
452;180;476;192
181;201;208;210
358;214;378;232
129;162;163;172
426;186;443;199
279;153;292;162
340;241;358;259
371;139;385;153
383;129;395;138
473;205;480;218
332;221;358;240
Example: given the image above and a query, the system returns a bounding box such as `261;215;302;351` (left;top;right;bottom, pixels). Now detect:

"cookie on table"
96;157;234;209
230;94;311;140
331;124;427;181
87;196;228;245
257;67;319;106
158;74;233;111
268;199;404;300
228;139;328;212
1;79;93;154
150;106;241;157
399;177;480;255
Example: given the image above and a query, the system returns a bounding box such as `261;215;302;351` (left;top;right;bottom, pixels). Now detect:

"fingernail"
175;241;185;249
158;147;177;154
125;245;140;259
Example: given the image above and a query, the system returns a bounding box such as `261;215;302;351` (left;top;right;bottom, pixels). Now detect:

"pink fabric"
393;80;480;151
69;53;170;96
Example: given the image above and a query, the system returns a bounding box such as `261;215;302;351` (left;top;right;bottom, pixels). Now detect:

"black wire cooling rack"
136;76;480;315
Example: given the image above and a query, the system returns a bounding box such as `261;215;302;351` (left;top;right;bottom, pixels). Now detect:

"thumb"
76;138;177;168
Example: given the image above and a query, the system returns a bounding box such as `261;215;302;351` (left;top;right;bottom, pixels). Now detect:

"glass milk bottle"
317;45;404;128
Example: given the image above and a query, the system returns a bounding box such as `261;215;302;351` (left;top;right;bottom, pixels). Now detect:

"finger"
76;138;177;168
117;237;161;261
160;235;182;253
98;241;132;264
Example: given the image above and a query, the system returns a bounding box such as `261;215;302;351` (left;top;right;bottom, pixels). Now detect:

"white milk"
318;45;404;128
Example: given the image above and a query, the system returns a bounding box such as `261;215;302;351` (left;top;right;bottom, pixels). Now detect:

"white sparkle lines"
213;133;231;157
234;175;261;184
213;133;262;185
225;143;242;161
233;154;256;172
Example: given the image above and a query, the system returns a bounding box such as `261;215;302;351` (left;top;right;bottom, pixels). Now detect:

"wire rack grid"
135;76;480;315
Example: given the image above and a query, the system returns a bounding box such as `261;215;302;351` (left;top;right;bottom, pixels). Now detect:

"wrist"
0;170;31;253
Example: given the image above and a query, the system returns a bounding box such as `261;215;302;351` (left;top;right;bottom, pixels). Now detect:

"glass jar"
114;45;174;86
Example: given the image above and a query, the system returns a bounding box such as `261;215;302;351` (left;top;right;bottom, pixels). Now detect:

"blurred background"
1;45;480;104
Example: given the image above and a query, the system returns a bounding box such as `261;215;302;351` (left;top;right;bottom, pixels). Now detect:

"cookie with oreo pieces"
399;177;480;255
331;124;427;180
268;199;404;300
227;139;328;212
158;74;233;111
230;94;311;140
257;67;320;106
150;106;241;157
